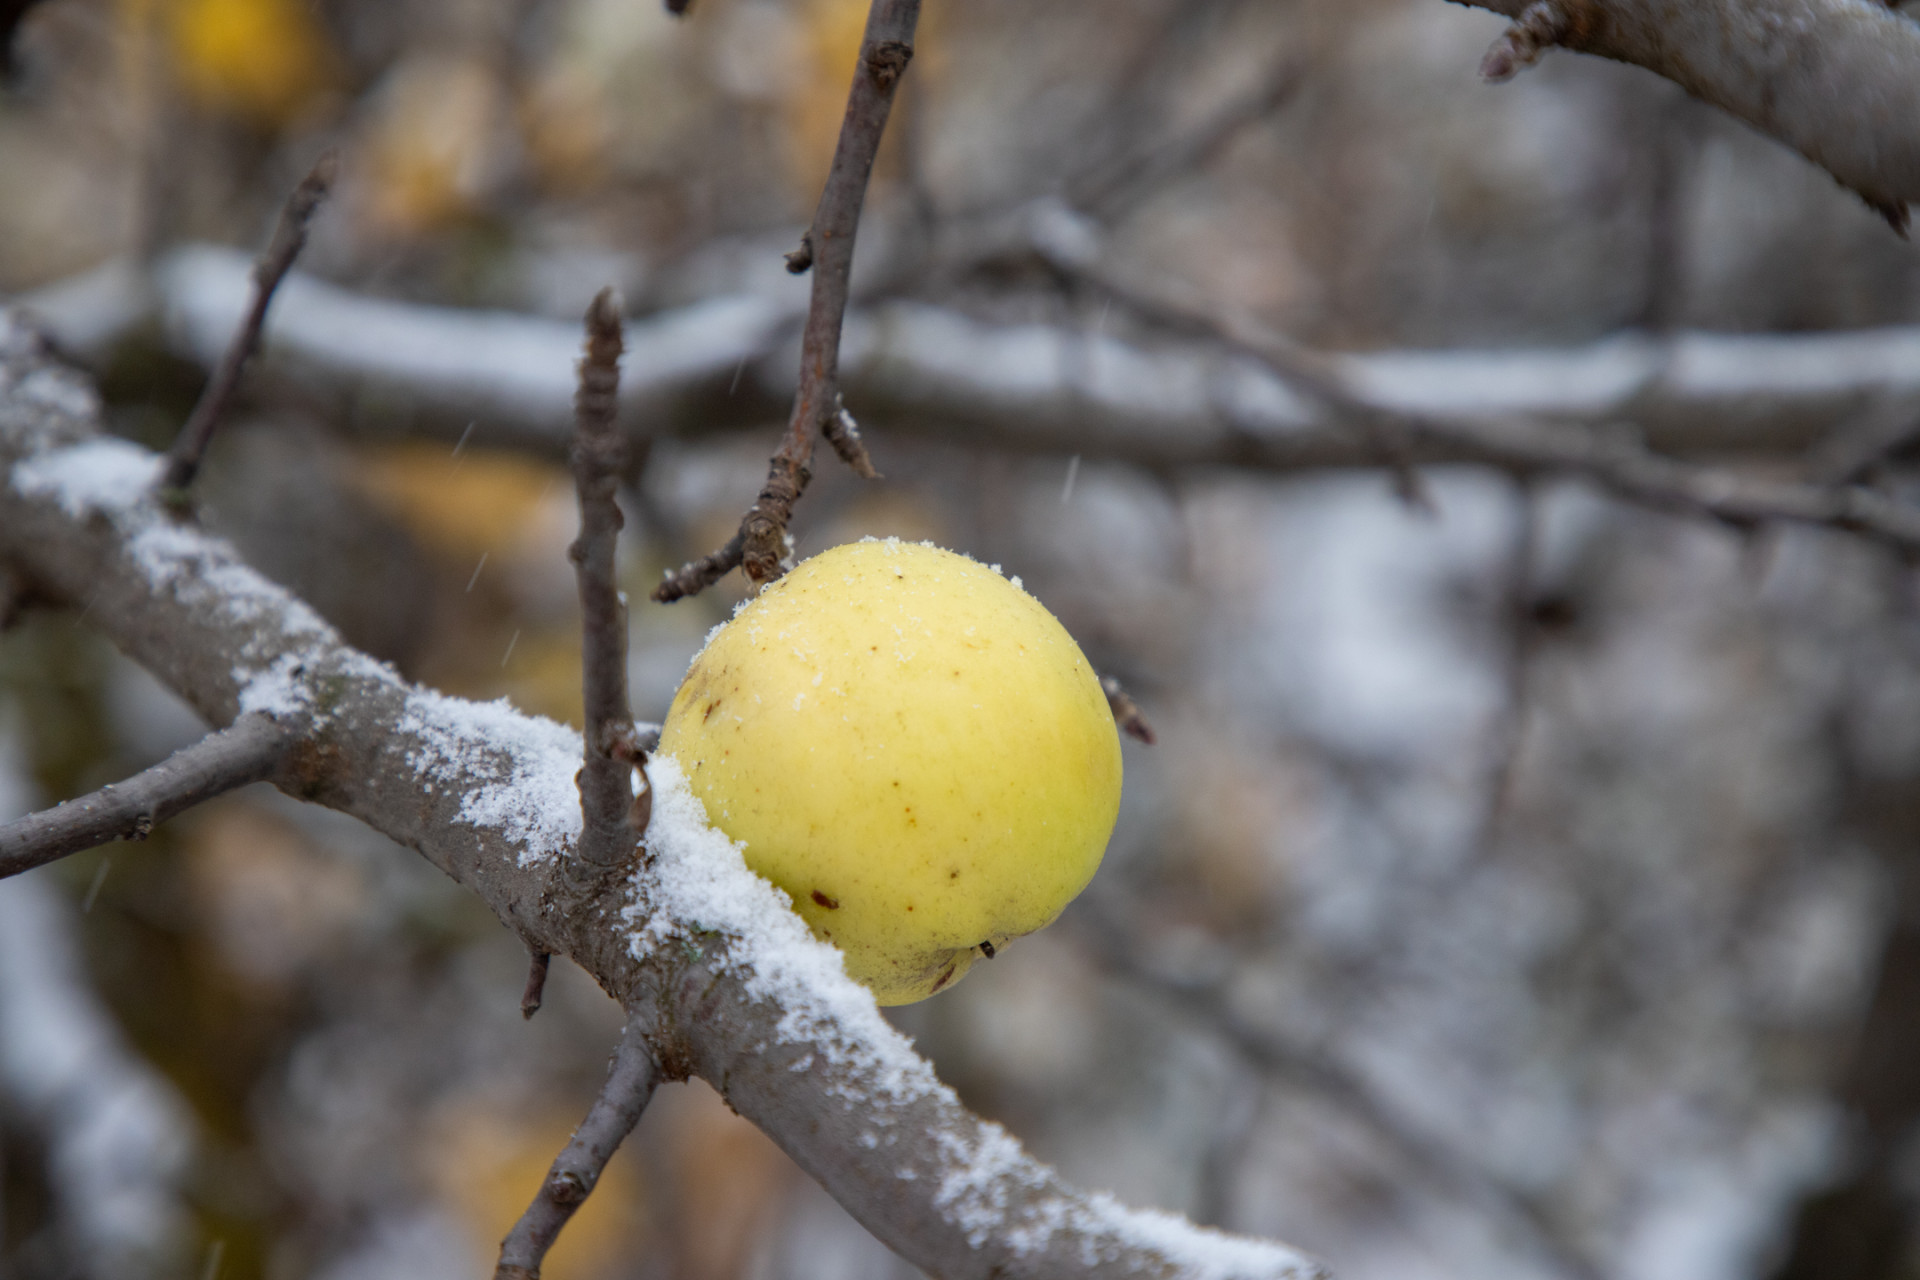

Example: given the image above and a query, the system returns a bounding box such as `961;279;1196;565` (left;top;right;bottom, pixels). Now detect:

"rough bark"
1455;0;1920;225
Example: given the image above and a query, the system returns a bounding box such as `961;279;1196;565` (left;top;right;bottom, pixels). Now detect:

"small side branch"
655;0;919;601
1100;675;1157;745
521;950;552;1020
160;149;337;496
495;1019;660;1280
1478;1;1567;81
0;713;291;878
569;289;646;882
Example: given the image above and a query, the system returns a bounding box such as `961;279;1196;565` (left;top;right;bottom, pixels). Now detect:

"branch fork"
653;0;920;603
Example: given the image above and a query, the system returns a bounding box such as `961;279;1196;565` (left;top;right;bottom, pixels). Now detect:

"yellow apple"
658;539;1122;1004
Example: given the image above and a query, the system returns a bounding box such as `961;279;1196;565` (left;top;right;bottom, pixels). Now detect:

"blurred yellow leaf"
149;0;339;126
784;0;871;195
352;443;564;561
358;54;509;235
495;627;586;728
519;71;612;194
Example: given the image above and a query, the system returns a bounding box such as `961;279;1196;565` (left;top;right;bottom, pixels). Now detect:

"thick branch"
495;1019;659;1280
0;316;1325;1280
568;289;641;880
657;0;917;598
94;244;1920;473
160;151;336;495
0;713;292;878
1454;0;1920;227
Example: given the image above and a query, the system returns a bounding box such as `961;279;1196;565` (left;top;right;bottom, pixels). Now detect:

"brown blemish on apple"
810;890;840;909
930;960;959;993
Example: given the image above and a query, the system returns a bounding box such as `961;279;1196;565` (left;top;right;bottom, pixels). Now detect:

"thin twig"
495;1019;660;1280
1070;58;1303;221
160;149;337;497
1038;245;1920;558
654;0;919;601
0;713;291;878
569;288;645;883
1100;675;1157;745
521;950;552;1020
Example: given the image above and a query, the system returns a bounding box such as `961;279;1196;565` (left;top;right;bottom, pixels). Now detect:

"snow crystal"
398;690;584;865
10;437;160;518
626;756;941;1107
934;1123;1039;1247
235;653;314;718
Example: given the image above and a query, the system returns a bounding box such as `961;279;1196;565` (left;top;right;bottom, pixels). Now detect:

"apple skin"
658;539;1122;1004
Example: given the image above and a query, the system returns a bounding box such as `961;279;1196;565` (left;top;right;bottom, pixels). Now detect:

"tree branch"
160;150;337;496
0;712;292;878
495;1019;659;1280
98;244;1920;475
655;0;918;600
1453;0;1920;229
0;317;1327;1280
567;288;644;884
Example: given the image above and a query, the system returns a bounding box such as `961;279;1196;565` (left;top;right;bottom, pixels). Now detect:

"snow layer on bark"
398;688;586;866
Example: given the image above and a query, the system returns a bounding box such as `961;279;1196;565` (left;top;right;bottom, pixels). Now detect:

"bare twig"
495;1019;659;1280
654;0;920;600
569;289;645;884
1100;675;1157;746
0;713;291;879
160;150;338;497
1806;403;1920;485
1024;241;1920;560
1401;411;1920;557
1455;0;1920;230
652;530;744;604
1070;59;1304;221
521;950;551;1020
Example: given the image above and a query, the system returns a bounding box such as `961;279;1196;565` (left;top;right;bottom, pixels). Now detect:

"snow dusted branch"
567;288;646;883
0;317;1327;1279
1455;0;1920;229
654;0;914;600
0;711;290;877
41;244;1920;480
